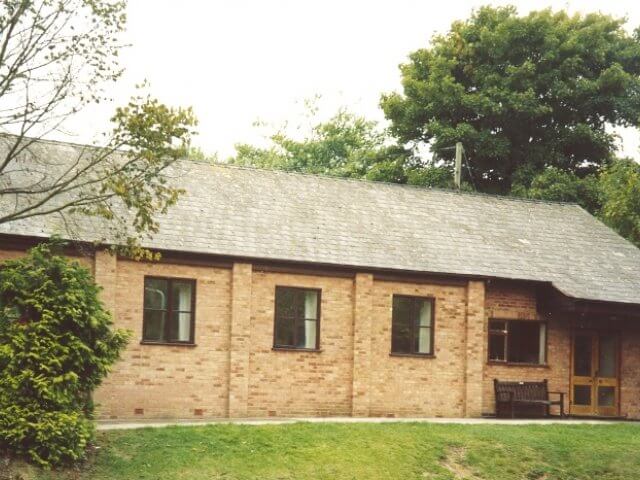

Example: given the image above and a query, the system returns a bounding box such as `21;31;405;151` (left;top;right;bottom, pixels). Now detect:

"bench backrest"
494;379;549;401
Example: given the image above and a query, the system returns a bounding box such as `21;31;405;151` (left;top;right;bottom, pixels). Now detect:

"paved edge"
96;417;635;431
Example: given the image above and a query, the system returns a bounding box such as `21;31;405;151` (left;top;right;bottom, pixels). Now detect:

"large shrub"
0;242;129;467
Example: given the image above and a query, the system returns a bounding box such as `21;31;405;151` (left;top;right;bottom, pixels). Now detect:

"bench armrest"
548;391;565;417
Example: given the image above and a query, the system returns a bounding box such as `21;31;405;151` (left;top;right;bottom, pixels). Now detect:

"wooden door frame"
569;328;621;417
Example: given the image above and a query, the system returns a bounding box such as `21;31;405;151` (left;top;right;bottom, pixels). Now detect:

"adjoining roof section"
1;138;640;305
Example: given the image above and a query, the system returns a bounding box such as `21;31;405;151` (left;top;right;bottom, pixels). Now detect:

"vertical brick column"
463;280;486;417
93;249;117;313
228;262;252;418
351;273;374;416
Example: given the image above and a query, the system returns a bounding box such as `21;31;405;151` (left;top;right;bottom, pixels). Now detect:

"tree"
229;104;455;188
513;160;640;247
599;159;640;246
188;146;218;163
381;6;640;193
230;107;391;177
0;241;129;466
0;1;198;257
511;167;601;212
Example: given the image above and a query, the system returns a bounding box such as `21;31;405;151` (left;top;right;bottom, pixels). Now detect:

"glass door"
570;331;619;416
596;333;619;416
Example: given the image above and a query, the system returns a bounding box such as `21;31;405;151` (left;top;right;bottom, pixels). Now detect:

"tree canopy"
230;107;391;177
381;6;640;193
228;104;456;188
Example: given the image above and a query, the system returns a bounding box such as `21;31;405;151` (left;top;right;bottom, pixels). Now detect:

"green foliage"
512;160;640;247
187;146;218;163
599;159;640;246
381;6;640;193
0;242;130;467
102;94;198;237
512;167;601;212
229;103;464;189
230;107;396;178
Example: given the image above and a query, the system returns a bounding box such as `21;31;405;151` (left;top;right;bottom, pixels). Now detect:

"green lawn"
9;422;640;479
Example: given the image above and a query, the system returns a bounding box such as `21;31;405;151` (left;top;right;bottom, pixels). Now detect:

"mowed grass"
16;422;640;480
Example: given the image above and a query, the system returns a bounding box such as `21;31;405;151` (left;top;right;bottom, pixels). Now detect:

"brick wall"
620;322;640;418
2;243;640;420
246;270;354;417
94;259;232;419
367;280;469;417
483;281;571;416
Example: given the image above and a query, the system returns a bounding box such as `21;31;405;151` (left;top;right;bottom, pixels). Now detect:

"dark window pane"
507;322;542;364
168;311;192;342
598;335;616;378
488;333;506;361
276;288;303;318
143;277;196;344
598;386;615;407
143;310;166;341
574;335;592;376
172;281;193;312
275;316;295;346
274;287;320;349
574;385;591;405
489;320;506;331
391;296;413;353
144;278;168;310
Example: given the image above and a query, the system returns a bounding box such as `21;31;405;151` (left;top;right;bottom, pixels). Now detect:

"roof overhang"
537;283;640;319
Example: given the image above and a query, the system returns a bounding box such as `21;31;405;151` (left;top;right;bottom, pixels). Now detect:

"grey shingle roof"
2;138;640;305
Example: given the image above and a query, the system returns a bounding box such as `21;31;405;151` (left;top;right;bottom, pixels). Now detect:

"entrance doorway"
570;331;620;416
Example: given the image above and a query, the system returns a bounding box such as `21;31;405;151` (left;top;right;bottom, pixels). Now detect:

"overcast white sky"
63;0;640;160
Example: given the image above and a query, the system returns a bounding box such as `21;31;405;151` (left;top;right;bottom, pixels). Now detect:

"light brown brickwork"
246;271;354;417
464;280;486;417
94;259;232;419
93;249;116;312
367;280;469;417
1;243;640;420
483;281;571;416
352;273;373;416
228;263;252;417
620;322;640;418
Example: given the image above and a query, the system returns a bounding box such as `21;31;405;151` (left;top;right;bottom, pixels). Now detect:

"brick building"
1;139;640;420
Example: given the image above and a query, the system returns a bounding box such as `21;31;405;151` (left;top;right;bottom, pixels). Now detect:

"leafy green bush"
0;242;129;467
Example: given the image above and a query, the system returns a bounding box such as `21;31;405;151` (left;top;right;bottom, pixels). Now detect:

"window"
143;277;195;344
273;286;320;350
391;295;434;355
488;320;546;364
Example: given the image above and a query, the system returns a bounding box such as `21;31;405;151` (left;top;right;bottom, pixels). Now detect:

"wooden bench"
494;379;565;418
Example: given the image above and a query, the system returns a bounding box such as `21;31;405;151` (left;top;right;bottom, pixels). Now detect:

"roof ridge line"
0;132;108;150
201;161;580;207
0;133;579;207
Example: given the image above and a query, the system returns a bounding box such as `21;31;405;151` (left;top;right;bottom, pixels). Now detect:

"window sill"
487;361;549;368
140;341;197;347
389;352;435;359
272;346;322;353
